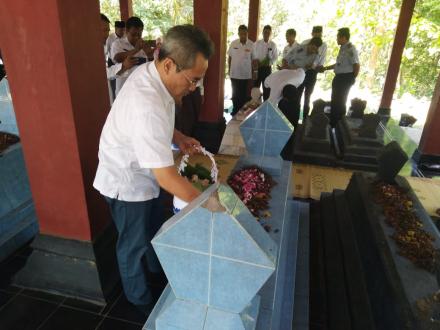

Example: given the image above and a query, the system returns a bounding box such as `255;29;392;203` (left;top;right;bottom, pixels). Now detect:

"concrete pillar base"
13;226;119;304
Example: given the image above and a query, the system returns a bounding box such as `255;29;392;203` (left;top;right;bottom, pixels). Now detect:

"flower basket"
173;147;218;214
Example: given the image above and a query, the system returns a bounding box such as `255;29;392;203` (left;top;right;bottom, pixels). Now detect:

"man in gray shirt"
322;27;360;126
283;37;323;119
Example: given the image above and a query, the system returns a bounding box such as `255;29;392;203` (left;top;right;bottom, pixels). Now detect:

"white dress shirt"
301;38;328;67
334;42;359;74
285;45;318;69
228;39;254;80
94;61;175;201
105;33;121;58
264;68;305;103
282;41;299;60
110;36;148;95
252;40;278;65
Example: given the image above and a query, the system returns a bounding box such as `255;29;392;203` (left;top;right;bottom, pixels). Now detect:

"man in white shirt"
252;25;278;101
300;26;328;118
228;25;253;116
94;25;214;313
321;27;360;126
110;16;153;95
106;21;125;62
100;14;136;105
264;68;305;104
281;28;299;68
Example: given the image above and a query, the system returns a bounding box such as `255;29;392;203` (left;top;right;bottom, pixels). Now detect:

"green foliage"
100;0;192;38
399;12;440;98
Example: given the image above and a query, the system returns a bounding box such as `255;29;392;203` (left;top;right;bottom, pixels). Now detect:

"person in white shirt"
284;37;323;120
105;21;125;62
93;25;214;314
264;68;305;104
321;27;360;126
252;25;278;101
281;28;299;67
110;16;153;96
100;14;136;105
228;25;253;116
299;26;328;118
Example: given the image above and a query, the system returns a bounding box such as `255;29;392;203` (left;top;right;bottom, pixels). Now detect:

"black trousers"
330;72;355;126
297;69;318;119
254;66;272;101
231;78;250;115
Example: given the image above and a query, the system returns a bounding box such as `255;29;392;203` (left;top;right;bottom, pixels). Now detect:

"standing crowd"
228;24;360;127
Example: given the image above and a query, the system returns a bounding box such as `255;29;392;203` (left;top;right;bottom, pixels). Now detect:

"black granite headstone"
310;99;328;117
358;114;381;139
377;141;408;183
349;98;367;119
307;113;329;140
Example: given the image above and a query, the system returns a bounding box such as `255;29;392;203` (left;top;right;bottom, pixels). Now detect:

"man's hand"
173;130;201;155
134;38;145;52
121;56;138;72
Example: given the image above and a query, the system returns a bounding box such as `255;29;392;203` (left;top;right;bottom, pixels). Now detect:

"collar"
149;61;174;106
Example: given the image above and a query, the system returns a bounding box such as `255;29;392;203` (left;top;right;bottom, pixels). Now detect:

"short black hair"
263;25;272;31
115;21;125;28
338;27;350;40
286;29;296;37
238;25;248;32
126;17;144;30
100;14;110;24
159;25;215;70
282;84;298;102
312;26;323;33
309;37;323;48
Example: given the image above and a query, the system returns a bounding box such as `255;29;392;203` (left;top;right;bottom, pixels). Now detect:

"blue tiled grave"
0;79;38;262
144;183;277;329
0;79;19;135
144;99;306;329
239;101;294;176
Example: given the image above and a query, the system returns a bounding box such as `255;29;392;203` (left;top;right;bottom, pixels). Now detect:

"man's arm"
153;166;200;203
228;56;231;76
173;129;201;154
322;64;335;72
353;63;360;78
107;56;138;80
113;38;145;63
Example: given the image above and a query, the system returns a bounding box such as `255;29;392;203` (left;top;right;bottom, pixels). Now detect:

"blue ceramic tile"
204;297;261;330
240;128;265;156
155;298;207;330
204;308;245;330
260;156;283;176
209;256;273;313
266;104;293;132
212;213;274;267
153;245;209;304
231;201;277;264
152;207;211;253
240;103;267;130
264;131;292;157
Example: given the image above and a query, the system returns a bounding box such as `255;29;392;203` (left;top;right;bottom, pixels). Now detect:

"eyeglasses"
169;57;200;87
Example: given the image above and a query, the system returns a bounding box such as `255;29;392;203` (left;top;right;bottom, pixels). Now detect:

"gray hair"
159;24;215;71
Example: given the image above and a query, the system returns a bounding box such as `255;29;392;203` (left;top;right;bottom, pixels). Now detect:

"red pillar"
0;1;110;241
120;0;133;21
379;0;416;114
194;0;228;123
248;0;261;42
413;72;440;163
